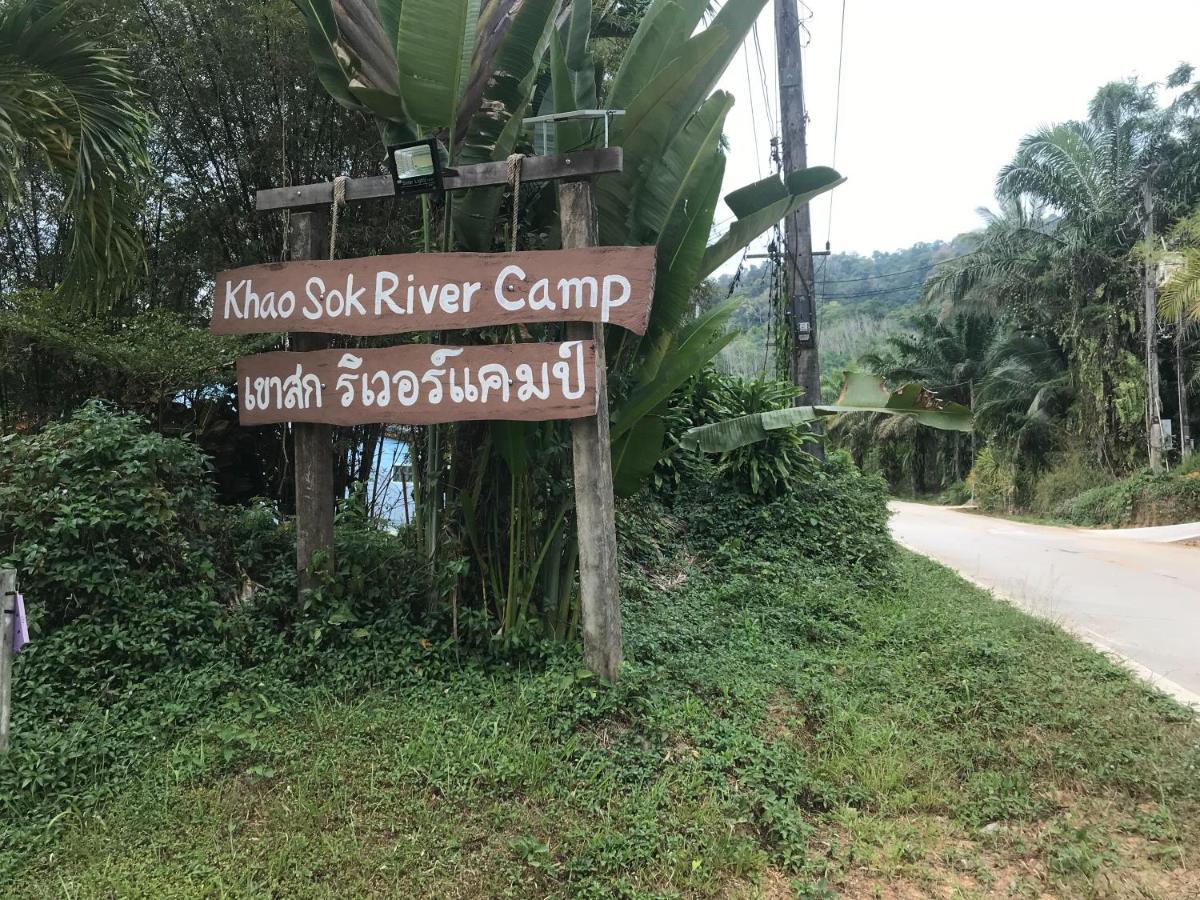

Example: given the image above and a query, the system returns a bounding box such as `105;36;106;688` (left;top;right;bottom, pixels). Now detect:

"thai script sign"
237;341;597;426
213;246;655;337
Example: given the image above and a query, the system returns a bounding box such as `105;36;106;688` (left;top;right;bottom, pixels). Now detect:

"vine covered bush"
0;404;431;680
676;450;893;579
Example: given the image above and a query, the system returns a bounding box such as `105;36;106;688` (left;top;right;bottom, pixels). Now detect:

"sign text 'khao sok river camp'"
212;247;655;337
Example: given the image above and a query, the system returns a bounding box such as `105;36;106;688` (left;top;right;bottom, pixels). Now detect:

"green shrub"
969;448;1017;513
1029;455;1114;516
938;480;971;506
0;403;432;829
654;370;823;500
675;451;893;578
1178;450;1200;476
1054;469;1200;527
0;402;230;683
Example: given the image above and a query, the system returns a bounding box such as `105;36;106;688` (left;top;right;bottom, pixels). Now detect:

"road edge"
893;538;1200;713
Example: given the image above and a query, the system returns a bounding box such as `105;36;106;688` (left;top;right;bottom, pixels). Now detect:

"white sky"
714;0;1200;264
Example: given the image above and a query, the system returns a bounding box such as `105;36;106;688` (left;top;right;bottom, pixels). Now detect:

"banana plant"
681;371;973;454
291;0;847;635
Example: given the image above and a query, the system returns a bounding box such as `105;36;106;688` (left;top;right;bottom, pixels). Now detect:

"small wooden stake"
558;180;623;681
288;211;336;597
0;569;16;753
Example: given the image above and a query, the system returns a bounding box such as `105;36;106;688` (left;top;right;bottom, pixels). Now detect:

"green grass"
3;536;1198;897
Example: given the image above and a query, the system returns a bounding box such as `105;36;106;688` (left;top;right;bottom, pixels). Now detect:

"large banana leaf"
292;0;370;112
612;414;666;497
395;0;472;129
596;26;725;245
599;0;767;246
611;300;739;492
635;146;727;383
700;167;845;279
681;372;974;453
630;91;733;244
606;0;709;112
550;32;587;155
452;0;557;248
611;298;740;441
456;0;522;144
563;0;597;116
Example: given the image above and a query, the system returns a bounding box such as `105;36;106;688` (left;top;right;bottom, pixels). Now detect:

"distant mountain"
713;238;973;382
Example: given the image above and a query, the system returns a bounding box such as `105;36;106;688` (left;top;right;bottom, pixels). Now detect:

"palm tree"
926;78;1193;469
0;0;151;305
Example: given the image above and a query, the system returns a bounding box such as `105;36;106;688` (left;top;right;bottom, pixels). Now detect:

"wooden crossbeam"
256;148;623;212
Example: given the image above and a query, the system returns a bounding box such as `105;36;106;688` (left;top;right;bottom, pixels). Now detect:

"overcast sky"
713;0;1200;264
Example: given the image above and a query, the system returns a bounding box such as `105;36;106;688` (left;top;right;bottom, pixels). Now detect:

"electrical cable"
742;37;763;179
820;0;848;303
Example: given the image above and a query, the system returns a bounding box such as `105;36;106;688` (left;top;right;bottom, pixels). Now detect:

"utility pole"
1177;305;1191;455
1143;174;1165;472
775;0;823;458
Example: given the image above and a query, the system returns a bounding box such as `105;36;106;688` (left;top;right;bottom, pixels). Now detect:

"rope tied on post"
506;154;534;340
506;153;524;253
329;174;349;260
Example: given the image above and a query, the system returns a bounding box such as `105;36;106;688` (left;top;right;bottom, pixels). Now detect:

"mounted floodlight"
386;138;444;195
522;109;626;153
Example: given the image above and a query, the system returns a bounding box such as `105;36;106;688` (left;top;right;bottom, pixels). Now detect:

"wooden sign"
237;341;597;426
213;246;656;337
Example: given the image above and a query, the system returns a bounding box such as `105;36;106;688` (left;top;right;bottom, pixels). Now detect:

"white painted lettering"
439;283;461;314
375;271;403;315
495;265;526;311
303;277;324;319
601;274;631;322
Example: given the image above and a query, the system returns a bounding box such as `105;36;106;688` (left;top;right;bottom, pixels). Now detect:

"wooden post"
288;210;336;596
558;180;623;681
0;569;15;753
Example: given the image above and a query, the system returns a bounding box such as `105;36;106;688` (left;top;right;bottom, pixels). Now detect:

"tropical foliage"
285;0;843;637
0;0;151;304
848;69;1200;503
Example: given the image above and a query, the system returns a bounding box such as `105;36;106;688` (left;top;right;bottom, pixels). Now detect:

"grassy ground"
4;528;1197;897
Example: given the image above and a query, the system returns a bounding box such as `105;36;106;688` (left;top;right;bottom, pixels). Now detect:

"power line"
742;39;763;179
820;0;848;306
818;282;925;300
740;252;970;284
819;254;970;283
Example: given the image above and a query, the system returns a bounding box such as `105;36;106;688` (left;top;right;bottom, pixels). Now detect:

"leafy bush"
0;403;433;829
938;480;971;506
969;447;1017;513
0;402;230;682
1029;455;1114;516
1053;468;1200;527
654;369;821;499
675;451;893;578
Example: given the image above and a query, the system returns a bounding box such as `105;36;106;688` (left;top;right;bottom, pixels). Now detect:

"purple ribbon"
12;592;28;654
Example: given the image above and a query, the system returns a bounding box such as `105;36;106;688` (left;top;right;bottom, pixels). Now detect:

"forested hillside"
715;238;971;386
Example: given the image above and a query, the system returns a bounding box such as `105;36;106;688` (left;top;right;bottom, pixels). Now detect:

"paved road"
890;501;1200;706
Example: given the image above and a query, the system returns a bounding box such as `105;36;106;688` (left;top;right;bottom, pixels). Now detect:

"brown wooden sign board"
213;246;655;337
237;341;597;426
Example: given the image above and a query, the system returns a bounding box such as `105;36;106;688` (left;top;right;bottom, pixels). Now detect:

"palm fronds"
0;0;151;306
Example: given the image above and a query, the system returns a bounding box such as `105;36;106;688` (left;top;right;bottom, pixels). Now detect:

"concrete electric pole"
774;0;823;457
1143;175;1165;472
